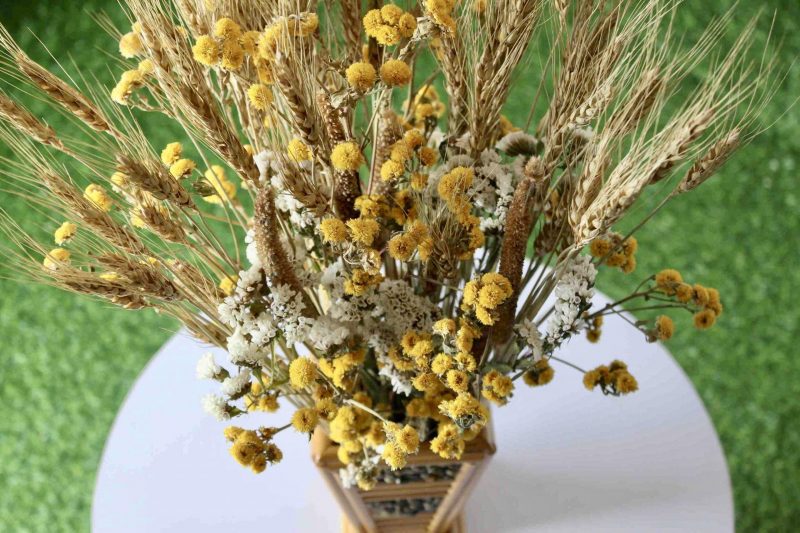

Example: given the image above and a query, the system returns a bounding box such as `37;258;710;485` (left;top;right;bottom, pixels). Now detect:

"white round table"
92;291;733;532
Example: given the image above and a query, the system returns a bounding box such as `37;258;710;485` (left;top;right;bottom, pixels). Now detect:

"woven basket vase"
310;423;496;533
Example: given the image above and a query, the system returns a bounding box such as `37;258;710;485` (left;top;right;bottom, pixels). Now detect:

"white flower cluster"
218;265;277;365
339;454;380;489
515;319;544;361
471;150;516;232
544;254;597;347
201;394;230;421
196;352;222;380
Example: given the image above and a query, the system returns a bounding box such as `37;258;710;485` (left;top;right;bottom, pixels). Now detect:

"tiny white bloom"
195;352;221;380
201;394;230;421
221;368;251;397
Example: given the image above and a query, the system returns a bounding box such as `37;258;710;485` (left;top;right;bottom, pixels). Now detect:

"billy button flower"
653;315;675;340
319;218;349;244
119;29;144;59
380;59;412;87
481;369;514;405
345;61;377;92
213;17;242;41
654;268;682;295
247;83;273;110
583;360;638;396
54;221;77;245
287;138;311;162
160;142;183;165
289;357;318;389
345;217;380;246
523;359;555;387
43;248;70;270
192;35;220;66
83;184;114;212
331;141;365;171
291;408;319;434
693;309;716;330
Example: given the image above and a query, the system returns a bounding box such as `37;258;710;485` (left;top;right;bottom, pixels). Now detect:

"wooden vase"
310;424;496;533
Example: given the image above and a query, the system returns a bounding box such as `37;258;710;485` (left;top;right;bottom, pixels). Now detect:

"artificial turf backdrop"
0;1;797;531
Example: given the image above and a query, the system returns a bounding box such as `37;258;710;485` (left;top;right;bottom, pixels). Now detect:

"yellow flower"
319;218;349;243
655;269;682;293
331;142;365;171
192;35;220;66
430;422;465;460
403;129;426;149
54;222;77;245
380;59;412;86
390;141;414;163
213;17;241;41
380;159;405;182
345;61;377;92
381;441;407;470
693;284;710;306
398;13;417;38
99;272;122;282
223;426;244;442
412;372;441;392
84;184;113;212
119;31;144;58
431;353;453;375
481;370;514;405
111;70;144;105
218;275;237;296
437;166;474;201
433;318;456;336
675;283;693;303
289;357;318;389
589;237;612;258
523;359;555;387
291;408;319;433
446;370;470;392
220;39;245;70
203;165;237;204
240;30;261;56
454;351;477;372
395;424;420;454
419;146;438;166
43;248;70;270
247;83;273;110
387;233;416;261
706;288;723;316
424;0;458;33
345;217;380;246
693;309;716;330
160;142;183;165
110;171;128;188
287;138;311;162
137;59;154;76
654;315;675;340
169;158;196;179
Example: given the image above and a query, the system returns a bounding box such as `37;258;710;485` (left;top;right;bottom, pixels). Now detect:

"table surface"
92;291;733;532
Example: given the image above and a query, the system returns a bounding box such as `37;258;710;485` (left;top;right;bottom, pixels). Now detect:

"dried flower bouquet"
0;0;773;491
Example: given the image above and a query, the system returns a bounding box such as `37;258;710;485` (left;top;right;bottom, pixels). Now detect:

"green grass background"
0;1;798;531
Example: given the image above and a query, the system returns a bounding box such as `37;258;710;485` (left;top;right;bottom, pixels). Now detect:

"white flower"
201;394;230;421
544;255;597;346
516;320;544;361
378;363;414;395
244;230;261;268
196;352;222;380
309;315;351;351
221;368;251;397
